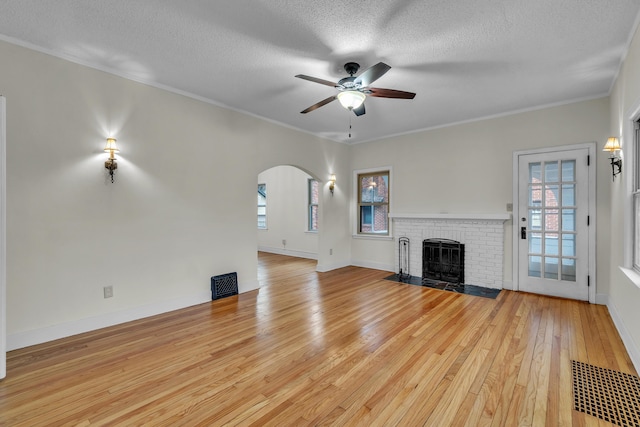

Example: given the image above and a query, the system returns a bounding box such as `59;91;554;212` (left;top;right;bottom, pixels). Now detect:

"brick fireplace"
390;213;510;289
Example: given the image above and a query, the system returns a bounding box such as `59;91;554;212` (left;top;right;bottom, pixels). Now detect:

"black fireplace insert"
422;238;465;284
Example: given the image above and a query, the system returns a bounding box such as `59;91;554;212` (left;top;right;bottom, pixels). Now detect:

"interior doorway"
256;165;320;262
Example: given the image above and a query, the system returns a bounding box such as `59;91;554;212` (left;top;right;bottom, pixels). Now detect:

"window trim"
307;178;318;232
257;183;267;230
633;120;640;273
622;97;640;290
353;167;392;238
625;100;640;270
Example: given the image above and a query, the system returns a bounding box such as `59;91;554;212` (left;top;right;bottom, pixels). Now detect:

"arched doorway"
256;165;320;262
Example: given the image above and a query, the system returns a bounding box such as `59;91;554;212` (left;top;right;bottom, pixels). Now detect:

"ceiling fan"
295;62;416;116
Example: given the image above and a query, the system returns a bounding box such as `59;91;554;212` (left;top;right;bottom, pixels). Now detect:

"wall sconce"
603;137;622;181
104;138;119;183
329;174;336;196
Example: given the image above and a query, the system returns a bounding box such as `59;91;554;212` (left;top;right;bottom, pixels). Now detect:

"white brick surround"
390;213;511;289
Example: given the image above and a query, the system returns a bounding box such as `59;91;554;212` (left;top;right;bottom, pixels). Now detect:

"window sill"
305;230;318;234
352;234;393;241
620;266;640;291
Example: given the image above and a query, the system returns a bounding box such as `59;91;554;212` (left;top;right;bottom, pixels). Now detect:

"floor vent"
211;272;238;300
572;360;640;426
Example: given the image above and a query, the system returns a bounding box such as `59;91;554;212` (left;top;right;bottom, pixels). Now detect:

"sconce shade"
104;138;119;153
337;91;366;110
603;137;621;152
603;137;623;181
330;174;336;183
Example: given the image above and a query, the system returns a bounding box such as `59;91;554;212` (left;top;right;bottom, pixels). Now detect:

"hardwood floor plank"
0;253;634;426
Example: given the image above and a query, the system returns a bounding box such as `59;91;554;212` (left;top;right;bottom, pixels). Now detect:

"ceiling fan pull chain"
349;115;352;138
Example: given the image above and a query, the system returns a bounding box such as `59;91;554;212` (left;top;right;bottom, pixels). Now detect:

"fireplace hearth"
422;238;465;284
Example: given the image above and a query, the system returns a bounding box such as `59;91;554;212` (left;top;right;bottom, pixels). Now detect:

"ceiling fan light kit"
296;62;416;117
337;90;366;110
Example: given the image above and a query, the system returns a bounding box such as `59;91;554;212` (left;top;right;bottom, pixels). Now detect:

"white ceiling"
0;1;639;144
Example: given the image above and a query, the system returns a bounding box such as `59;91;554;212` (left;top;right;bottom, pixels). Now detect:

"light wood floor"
0;252;636;426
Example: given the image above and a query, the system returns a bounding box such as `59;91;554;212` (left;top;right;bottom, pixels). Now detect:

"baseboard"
316;261;351;273
8;277;260;351
350;259;394;272
7;292;210;351
258;246;318;260
607;299;640;374
595;293;609;305
238;279;260;294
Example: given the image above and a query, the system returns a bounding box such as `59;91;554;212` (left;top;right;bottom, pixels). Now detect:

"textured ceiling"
0;0;639;143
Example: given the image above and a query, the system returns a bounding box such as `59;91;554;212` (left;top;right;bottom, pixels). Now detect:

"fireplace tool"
398;237;410;280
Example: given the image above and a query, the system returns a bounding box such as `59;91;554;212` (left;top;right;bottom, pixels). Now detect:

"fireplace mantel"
390;213;511;222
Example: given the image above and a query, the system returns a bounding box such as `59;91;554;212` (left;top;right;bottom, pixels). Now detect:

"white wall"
257;165;318;259
0;40;351;350
349;97;612;296
608;22;640;372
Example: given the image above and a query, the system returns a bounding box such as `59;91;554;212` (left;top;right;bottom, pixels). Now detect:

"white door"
517;148;590;300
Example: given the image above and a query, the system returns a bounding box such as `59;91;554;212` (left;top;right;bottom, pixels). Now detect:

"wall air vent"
211;272;239;300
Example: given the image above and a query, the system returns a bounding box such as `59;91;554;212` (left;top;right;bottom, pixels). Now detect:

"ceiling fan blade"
353;103;366;116
368;87;416;99
300;95;337;113
295;74;339;88
354;62;391;87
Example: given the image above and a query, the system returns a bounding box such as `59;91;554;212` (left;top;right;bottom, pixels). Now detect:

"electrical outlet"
506;203;513;212
282;239;286;246
330;248;333;255
103;285;113;299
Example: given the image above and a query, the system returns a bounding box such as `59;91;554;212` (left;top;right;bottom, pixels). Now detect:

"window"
308;179;319;232
257;183;266;229
357;171;389;235
634;121;640;271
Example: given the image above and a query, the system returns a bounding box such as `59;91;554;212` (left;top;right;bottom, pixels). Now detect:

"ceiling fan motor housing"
338;76;359;89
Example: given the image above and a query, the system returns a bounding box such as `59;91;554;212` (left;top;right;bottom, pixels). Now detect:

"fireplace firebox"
422;239;465;284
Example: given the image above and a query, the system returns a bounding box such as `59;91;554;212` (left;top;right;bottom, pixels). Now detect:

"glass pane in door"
545;257;559;279
529;256;542;277
561;258;576;281
561;160;575;181
562;209;575;232
528;160;576;282
545;162;559;182
562;185;575;206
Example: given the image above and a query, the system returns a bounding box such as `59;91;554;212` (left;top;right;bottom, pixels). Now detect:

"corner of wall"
595;293;609;305
316;261;352;273
350;259;394;272
502;280;514;290
257;246;318;260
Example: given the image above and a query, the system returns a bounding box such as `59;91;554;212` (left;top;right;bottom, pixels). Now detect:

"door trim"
512;142;597;303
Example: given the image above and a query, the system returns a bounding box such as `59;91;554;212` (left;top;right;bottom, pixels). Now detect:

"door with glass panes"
517;148;589;300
